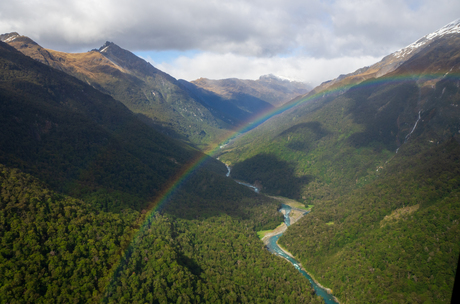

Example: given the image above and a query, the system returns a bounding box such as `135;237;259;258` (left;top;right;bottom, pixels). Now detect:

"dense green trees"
231;154;311;198
279;138;460;303
104;215;323;304
0;41;321;303
219;48;460;303
0;164;322;303
0;164;138;302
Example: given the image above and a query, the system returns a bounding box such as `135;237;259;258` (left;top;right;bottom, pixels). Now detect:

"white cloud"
148;52;381;86
1;0;459;81
2;0;458;55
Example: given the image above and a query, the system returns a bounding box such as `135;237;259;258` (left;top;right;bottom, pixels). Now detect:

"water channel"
266;204;339;304
225;163;339;303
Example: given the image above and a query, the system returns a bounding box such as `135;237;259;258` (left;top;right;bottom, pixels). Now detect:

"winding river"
225;164;338;303
267;204;339;304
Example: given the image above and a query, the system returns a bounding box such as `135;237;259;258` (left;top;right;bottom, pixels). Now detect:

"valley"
217;21;460;303
232;170;338;304
263;204;339;304
1;17;460;304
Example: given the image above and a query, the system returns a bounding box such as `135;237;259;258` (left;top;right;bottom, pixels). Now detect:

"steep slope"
220;22;460;197
1;34;234;148
219;20;460;303
303;18;460;98
0;40;323;303
0;40;223;210
178;79;275;126
1;33;306;149
0;164;322;304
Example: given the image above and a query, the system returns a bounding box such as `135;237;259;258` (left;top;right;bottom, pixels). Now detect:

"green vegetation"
3;27;460;304
257;230;273;239
0;164;138;302
0;41;226;213
268;196;309;210
0;164;324;303
295;206;311;211
280;138;460;303
7;36;234;149
104;214;324;304
219;39;460;303
230;154;311;198
0;41;322;303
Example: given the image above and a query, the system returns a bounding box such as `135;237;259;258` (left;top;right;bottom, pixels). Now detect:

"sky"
1;0;460;86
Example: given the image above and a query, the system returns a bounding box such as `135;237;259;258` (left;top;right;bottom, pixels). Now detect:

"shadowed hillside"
0;40;325;303
219;25;460;303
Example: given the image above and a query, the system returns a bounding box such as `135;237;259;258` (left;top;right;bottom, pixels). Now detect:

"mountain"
1;34;310;149
0;33;234;148
177;78;274;128
191;74;311;108
0;39;224;210
219;20;460;303
177;73;311;134
0;40;325;303
305;18;460;98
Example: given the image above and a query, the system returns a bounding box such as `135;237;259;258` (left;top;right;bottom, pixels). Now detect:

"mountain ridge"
1;34;239;148
191;74;311;108
218;19;460;303
1;17;459;304
1;34;312;149
303;18;460;100
0;39;324;303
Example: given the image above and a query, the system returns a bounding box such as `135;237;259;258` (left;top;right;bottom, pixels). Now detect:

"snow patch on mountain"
0;32;20;43
259;73;304;83
393;19;460;59
98;41;114;53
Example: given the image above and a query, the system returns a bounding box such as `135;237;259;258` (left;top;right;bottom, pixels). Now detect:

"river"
225;164;339;303
224;164;260;193
266;204;339;304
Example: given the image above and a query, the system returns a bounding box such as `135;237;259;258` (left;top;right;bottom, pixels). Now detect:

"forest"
0;41;323;303
0;164;327;303
219;43;460;303
2;21;460;304
279;138;460;303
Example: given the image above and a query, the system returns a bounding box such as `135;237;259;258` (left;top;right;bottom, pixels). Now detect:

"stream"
267;204;339;304
225;164;339;303
225;164;260;193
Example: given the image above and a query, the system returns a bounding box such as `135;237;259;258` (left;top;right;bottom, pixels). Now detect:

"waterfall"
396;110;422;153
404;110;422;143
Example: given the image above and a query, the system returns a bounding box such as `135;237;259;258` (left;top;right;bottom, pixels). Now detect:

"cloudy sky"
1;0;460;86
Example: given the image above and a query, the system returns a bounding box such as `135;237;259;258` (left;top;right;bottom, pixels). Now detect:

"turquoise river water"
266;204;339;304
225;165;339;303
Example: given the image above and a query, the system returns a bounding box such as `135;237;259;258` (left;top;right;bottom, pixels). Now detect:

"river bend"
266;204;338;304
225;164;339;303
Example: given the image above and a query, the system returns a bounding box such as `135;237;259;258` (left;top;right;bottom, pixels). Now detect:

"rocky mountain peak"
0;32;21;43
98;41;116;53
393;18;460;59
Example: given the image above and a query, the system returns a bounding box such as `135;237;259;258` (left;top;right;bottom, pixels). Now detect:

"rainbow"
222;70;460;138
102;68;460;297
